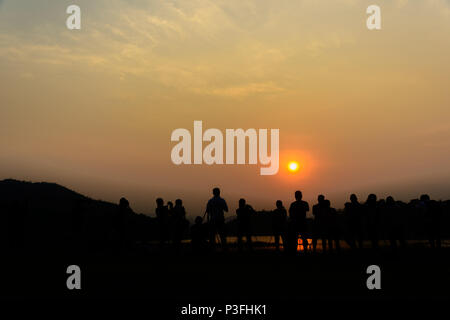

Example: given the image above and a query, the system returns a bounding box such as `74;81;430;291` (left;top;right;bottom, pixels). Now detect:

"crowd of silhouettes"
182;188;448;254
145;188;449;254
154;197;188;252
0;180;449;255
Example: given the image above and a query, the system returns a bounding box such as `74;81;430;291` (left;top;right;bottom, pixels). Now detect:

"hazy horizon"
1;0;450;218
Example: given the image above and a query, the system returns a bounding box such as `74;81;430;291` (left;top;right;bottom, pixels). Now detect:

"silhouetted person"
420;194;442;249
166;200;173;225
312;195;328;253
288;191;310;253
365;194;380;249
236;198;254;251
165;201;175;243
155;198;170;248
167;201;174;213
191;216;209;254
344;194;364;250
384;196;406;250
172;199;187;252
206;187;228;251
324;200;340;252
272;200;287;251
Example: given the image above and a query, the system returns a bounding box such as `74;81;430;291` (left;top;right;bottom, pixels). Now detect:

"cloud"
198;82;286;97
1;0;446;98
0;0;293;97
427;0;450;16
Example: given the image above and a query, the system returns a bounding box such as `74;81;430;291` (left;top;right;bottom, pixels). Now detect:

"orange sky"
1;0;449;218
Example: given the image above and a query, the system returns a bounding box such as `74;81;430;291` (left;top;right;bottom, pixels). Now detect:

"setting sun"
288;161;300;173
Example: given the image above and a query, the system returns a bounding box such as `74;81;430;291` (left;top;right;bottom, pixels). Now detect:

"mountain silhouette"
0;179;157;254
1;179;450;302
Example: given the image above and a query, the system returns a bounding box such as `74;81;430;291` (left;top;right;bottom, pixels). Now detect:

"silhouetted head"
239;198;246;208
386;196;395;205
350;194;358;203
156;198;164;207
420;194;430;202
119;197;129;208
295;191;302;201
324;199;331;208
195;216;203;225
276;200;283;208
213;187;220;197
317;194;325;204
175;199;182;206
367;194;377;205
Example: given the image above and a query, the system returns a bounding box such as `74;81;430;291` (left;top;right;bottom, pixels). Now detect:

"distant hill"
0;179;157;252
0;178;123;224
0;179;87;201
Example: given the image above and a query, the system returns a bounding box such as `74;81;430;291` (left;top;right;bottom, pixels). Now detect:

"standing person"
345;194;364;250
272;200;287;251
167;201;174;214
289;191;310;253
155;198;169;248
206;187;228;251
365;194;380;250
191;216;209;254
385;196;406;250
167;201;174;236
236;198;254;251
420;194;442;249
325;200;340;253
172;199;187;252
312;195;327;253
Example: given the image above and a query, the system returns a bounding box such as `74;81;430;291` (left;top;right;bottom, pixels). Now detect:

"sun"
288;161;300;173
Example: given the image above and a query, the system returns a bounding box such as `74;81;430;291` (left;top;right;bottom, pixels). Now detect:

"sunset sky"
1;0;449;218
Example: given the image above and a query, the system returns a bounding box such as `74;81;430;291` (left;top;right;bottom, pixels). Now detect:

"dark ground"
2;244;449;317
2;243;450;300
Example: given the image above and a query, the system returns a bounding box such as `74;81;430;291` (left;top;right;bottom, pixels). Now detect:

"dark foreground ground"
2;241;450;302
